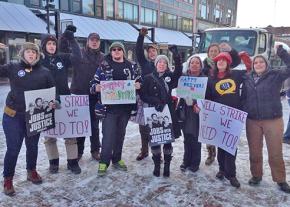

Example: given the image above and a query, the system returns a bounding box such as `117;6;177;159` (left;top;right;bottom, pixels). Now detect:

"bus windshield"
199;30;258;56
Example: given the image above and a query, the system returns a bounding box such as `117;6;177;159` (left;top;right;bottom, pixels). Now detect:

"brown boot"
136;151;148;161
91;151;100;161
205;145;216;165
3;177;15;196
27;170;42;184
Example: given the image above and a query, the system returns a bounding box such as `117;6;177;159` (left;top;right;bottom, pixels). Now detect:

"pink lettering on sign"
102;81;125;90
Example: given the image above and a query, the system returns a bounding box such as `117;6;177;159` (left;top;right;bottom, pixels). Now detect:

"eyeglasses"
112;48;122;52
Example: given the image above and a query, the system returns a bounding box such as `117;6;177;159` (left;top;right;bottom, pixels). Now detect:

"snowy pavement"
0;84;290;207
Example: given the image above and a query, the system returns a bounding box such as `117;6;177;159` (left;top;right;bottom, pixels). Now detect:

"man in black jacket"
60;26;104;161
135;27;158;161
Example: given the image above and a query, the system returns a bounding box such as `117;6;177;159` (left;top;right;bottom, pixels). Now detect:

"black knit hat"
41;34;57;53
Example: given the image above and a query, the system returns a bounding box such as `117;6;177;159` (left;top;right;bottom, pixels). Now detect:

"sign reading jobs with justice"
42;95;92;138
197;99;248;155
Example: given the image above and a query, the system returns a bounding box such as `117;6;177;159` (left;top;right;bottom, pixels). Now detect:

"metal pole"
46;0;50;33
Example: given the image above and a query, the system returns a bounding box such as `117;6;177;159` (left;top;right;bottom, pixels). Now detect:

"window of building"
226;9;232;25
141;7;157;26
106;0;114;18
82;0;94;15
181;18;192;32
214;4;222;23
118;1;138;22
199;0;207;19
160;12;177;30
95;0;103;17
72;0;81;13
7;0;24;4
42;0;59;9
8;36;26;63
29;0;40;7
60;0;69;11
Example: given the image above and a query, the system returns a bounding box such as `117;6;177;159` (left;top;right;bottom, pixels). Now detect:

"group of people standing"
1;25;290;197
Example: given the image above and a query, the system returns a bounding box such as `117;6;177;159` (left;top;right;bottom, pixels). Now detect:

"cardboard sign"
25;87;56;137
197;99;248;155
144;105;175;146
100;80;136;104
42;95;92;138
176;76;208;99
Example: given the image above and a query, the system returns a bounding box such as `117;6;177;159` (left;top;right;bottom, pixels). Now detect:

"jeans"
283;98;290;140
183;133;201;168
217;148;237;178
100;111;130;165
2;113;40;177
77;97;100;154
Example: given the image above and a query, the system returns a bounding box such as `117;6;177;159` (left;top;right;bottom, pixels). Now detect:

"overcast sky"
236;0;290;27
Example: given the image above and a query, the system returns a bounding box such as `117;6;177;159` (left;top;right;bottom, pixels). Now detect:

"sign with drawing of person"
100;80;136;104
143;105;174;146
25;87;56;137
176;76;208;99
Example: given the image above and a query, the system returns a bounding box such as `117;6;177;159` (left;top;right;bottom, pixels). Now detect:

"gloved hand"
95;103;107;118
139;27;148;36
169;45;178;55
66;25;77;33
155;104;165;112
277;45;285;57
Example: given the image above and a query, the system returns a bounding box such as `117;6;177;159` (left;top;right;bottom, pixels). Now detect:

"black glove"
66;25;77;33
277;45;285;57
169;45;178;55
155;104;165;112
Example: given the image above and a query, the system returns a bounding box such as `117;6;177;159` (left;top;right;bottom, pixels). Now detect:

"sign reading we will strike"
197;99;247;155
42;95;91;138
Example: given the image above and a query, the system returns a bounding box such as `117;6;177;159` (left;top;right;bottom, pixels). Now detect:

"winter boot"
180;163;187;172
136;151;149;161
248;177;262;186
278;182;290;194
27;170;43;184
163;154;172;177
216;171;225;180
91;150;100;161
205;145;216;165
152;154;161;177
229;177;241;188
67;159;82;174
49;158;59;174
3;177;15;196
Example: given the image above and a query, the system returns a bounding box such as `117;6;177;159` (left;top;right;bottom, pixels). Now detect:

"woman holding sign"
241;46;290;193
206;51;251;188
0;42;55;196
178;55;204;173
140;46;182;177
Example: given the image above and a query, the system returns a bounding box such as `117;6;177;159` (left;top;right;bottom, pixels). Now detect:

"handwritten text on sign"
42;95;92;138
101;80;136;104
197;99;247;155
176;76;208;99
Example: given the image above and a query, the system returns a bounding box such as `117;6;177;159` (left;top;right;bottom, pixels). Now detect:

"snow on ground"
0;84;290;207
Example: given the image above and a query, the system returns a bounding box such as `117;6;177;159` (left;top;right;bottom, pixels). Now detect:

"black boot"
67;159;82;174
163;154;172;177
152;154;161;177
49;158;59;174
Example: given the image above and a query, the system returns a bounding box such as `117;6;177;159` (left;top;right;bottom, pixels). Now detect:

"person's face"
36;99;42;107
24;49;37;64
152;114;158;121
46;40;57;54
253;57;267;75
217;58;228;72
208;46;220;59
88;38;100;50
156;59;167;73
219;42;231;52
43;101;48;108
158;117;164;123
111;47;124;61
148;48;157;61
164;117;169;124
189;57;201;75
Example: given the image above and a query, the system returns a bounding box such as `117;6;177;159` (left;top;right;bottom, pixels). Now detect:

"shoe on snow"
98;163;108;176
216;171;224;180
229;177;241;188
27;170;42;184
180;163;187;172
113;160;127;171
278;182;290;193
248;177;262;186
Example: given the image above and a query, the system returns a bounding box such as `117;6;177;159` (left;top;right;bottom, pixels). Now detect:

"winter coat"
0;61;55;113
241;48;290;120
90;54;140;114
140;56;183;138
136;35;155;77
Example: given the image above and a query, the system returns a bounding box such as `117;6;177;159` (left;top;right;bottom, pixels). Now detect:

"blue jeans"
2;113;40;177
100;111;130;165
284;98;290;140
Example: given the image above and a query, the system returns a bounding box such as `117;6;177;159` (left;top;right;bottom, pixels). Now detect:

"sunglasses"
112;48;122;52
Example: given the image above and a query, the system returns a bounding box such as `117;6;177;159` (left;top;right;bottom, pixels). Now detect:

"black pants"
77;98;100;155
217;148;237;178
100;111;130;165
139;125;150;154
183;133;201;168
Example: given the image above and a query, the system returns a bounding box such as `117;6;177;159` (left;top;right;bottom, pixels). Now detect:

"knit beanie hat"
213;52;232;66
109;41;126;55
19;42;41;66
41;34;57;53
154;55;170;69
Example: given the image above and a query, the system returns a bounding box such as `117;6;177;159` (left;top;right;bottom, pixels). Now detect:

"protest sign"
42;95;92;138
144;105;174;146
197;99;247;155
100;80;136;104
176;76;208;99
25;87;56;137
